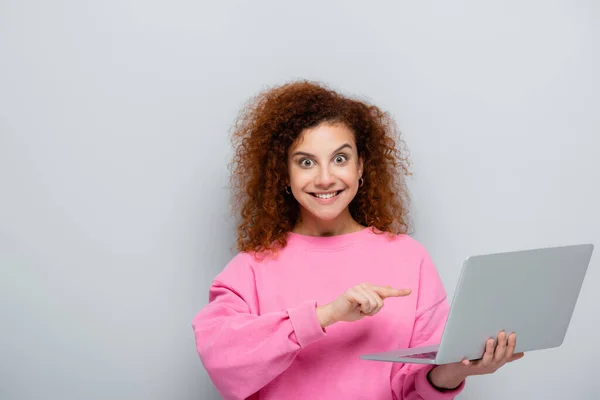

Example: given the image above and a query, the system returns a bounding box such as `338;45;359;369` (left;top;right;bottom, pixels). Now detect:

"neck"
293;209;364;237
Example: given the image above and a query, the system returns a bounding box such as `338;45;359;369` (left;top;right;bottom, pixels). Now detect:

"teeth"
315;192;338;199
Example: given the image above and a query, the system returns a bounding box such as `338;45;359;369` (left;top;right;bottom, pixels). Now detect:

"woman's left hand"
428;331;525;389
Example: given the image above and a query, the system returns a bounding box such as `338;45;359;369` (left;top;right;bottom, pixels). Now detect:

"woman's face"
287;122;363;226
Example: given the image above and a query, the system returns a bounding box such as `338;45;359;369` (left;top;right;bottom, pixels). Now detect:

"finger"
373;292;383;313
494;331;508;363
347;289;370;313
364;288;384;316
505;333;517;361
372;285;412;299
356;285;379;314
507;352;525;362
480;338;496;367
357;284;378;314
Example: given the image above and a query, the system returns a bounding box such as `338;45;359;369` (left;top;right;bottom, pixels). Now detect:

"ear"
358;155;364;178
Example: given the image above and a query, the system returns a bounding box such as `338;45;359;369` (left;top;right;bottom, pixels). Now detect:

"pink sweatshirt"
192;227;465;399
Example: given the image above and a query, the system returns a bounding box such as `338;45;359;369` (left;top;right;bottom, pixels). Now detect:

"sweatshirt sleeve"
390;247;466;400
192;279;326;400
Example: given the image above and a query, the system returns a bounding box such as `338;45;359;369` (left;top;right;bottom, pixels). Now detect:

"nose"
315;166;336;188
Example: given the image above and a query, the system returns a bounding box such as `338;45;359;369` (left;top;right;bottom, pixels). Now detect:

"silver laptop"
360;243;594;365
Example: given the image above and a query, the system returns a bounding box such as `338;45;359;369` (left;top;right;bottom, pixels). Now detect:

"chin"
313;212;342;222
304;207;345;222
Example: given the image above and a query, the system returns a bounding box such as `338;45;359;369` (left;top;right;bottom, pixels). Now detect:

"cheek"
289;169;312;188
338;168;359;184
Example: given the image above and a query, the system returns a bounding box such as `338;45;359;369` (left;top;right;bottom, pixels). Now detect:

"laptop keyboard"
402;351;438;359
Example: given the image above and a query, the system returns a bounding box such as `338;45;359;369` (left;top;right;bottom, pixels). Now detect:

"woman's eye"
300;159;313;167
334;155;347;163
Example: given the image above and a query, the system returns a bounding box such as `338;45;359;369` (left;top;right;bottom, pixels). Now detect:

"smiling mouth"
310;190;343;200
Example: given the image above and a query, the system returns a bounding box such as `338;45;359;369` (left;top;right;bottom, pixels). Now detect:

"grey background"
1;0;599;399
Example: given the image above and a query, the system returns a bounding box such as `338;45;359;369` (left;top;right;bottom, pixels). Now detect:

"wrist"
316;304;336;328
427;365;466;391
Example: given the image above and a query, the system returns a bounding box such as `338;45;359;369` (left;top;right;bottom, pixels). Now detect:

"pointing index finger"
373;285;412;299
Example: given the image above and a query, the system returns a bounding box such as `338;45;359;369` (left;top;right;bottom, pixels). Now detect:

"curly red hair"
229;80;412;254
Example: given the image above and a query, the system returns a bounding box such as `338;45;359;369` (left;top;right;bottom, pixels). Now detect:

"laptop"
360;243;594;365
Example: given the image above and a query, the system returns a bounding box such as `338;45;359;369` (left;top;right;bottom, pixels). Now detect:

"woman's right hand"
316;283;411;328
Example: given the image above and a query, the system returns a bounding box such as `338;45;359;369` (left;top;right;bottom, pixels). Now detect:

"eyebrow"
291;143;353;158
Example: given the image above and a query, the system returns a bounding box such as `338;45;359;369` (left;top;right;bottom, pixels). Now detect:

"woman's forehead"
289;123;356;154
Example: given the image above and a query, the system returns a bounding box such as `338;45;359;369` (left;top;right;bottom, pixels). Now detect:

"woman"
192;80;523;399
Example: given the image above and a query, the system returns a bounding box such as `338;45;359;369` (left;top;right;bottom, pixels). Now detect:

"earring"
285;186;291;194
359;178;364;187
